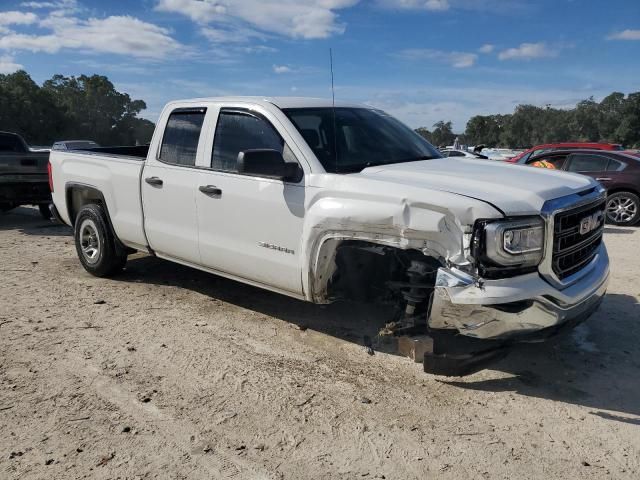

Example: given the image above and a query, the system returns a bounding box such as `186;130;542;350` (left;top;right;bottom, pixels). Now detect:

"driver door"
195;107;306;295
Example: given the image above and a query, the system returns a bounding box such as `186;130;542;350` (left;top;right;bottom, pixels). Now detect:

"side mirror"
237;149;302;182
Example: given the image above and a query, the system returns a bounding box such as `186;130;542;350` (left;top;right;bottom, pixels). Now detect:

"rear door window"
0;134;23;152
527;155;567;169
211;110;284;172
567;154;609;172
606;159;625;171
159;109;207;166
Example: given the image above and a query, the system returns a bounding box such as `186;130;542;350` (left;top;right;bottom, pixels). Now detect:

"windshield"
283;107;441;173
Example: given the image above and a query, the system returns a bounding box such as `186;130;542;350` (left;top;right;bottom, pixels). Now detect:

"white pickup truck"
49;97;609;374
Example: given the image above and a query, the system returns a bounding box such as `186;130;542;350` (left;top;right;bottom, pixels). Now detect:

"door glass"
159;110;206;166
568;154;609;172
606;159;624;171
211;111;284;172
528;155;567;169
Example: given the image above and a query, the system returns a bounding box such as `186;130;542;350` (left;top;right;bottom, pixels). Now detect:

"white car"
49;97;609;375
440;148;488;159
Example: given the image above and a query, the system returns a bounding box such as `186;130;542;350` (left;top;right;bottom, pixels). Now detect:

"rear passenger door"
141;107;206;264
566;153;615;189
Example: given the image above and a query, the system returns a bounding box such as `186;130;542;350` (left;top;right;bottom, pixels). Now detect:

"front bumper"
428;244;609;341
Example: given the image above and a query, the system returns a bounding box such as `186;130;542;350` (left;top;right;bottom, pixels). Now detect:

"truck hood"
359;158;597;216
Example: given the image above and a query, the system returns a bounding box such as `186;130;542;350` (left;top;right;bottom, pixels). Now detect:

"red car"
507;142;624;164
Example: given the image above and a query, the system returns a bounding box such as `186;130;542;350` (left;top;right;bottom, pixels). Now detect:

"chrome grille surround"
539;186;607;290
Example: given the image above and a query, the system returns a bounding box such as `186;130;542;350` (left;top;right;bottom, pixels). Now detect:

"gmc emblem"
579;211;603;235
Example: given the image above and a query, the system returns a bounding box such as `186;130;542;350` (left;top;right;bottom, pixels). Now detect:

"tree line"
416;92;640;149
2;70;639;151
0;70;154;147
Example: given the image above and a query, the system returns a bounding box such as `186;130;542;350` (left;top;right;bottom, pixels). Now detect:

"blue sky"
1;0;639;131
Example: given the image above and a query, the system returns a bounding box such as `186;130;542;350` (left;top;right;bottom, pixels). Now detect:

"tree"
0;70;66;144
42;74;153;145
430;121;456;147
463;91;640;148
415;127;433;143
0;70;154;146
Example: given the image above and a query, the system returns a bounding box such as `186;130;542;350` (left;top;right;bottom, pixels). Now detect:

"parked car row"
439;141;640;226
518;149;640;226
0;132;99;218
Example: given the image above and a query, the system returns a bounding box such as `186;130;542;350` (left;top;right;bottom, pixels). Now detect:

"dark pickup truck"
0;131;52;218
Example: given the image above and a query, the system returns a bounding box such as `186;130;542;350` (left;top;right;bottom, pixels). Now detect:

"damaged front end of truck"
303;186;609;376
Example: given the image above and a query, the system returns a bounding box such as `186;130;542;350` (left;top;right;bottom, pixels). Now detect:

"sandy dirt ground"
1;206;639;479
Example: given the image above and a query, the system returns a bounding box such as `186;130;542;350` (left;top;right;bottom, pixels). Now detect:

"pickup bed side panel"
50;151;147;248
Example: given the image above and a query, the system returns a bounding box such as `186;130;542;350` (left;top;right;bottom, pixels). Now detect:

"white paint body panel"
50;96;602;304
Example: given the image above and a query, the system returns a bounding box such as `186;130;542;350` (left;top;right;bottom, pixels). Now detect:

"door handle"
596;177;611;181
145;176;163;186
199;185;222;197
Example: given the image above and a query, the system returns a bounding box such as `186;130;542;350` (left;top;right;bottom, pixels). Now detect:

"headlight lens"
483;217;545;267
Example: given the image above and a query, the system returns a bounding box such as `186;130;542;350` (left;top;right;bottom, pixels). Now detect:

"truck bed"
49;148;148;249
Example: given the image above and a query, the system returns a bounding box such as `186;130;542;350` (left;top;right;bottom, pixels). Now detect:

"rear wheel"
39;203;52;220
606;192;640;226
74;204;127;277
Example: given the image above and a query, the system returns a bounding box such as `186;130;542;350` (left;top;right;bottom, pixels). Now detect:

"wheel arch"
65;182;128;252
306;232;448;304
606;186;640;198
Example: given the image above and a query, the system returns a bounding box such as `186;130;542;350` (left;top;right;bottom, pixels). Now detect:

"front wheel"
74;204;127;277
606;192;640;226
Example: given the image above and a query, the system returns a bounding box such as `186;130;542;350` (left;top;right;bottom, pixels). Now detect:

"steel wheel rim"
79;219;101;264
606;196;637;224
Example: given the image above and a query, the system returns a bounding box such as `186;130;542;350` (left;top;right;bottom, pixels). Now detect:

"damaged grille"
552;199;605;280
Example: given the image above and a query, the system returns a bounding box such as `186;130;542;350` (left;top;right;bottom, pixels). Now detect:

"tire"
605;192;640;226
74;204;127;277
39;203;52;220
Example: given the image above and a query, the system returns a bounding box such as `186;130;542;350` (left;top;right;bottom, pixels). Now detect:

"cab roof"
166;96;368;110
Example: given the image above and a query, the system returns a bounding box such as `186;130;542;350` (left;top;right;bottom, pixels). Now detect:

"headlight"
482;217;545;267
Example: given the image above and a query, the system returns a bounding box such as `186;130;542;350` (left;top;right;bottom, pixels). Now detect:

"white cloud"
200;26;265;44
20;0;77;8
607;29;640;41
0;54;23;73
397;48;477;68
350;84;606;130
478;43;494;53
0;11;38;25
498;42;557;60
424;0;450;11
273;64;292;74
378;0;448;10
377;0;527;13
0;13;182;59
155;0;359;40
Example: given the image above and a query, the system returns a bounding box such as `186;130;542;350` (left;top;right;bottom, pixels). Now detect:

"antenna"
330;48;338;172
